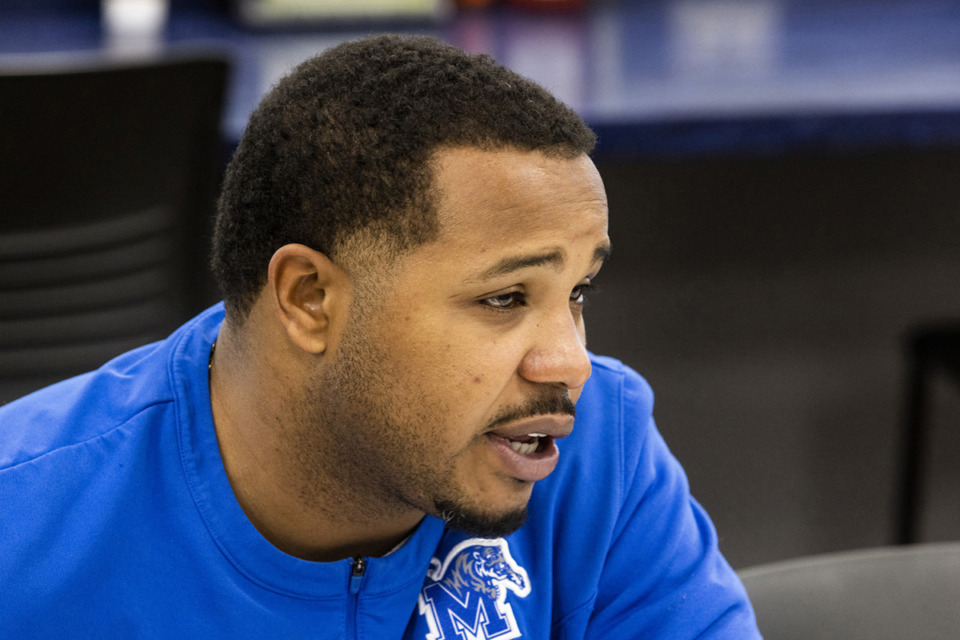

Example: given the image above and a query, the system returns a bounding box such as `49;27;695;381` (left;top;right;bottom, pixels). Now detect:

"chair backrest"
738;542;960;640
896;322;960;544
0;53;230;403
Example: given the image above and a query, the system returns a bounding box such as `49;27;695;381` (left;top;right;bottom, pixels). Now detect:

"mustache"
484;390;576;432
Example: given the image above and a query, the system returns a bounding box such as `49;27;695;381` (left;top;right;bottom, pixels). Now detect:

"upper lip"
487;414;575;440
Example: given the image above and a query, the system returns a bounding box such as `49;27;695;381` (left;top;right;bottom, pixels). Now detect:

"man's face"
312;146;610;537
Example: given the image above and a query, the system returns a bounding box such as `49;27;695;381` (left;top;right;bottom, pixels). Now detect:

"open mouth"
485;432;566;482
483;414;573;482
503;433;550;456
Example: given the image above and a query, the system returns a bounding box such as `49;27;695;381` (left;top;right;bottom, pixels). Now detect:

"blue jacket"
0;304;759;638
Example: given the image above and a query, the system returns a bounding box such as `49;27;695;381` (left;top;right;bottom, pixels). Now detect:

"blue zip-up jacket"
0;304;760;638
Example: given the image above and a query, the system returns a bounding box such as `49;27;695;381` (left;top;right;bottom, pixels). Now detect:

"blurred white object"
669;0;782;77
102;0;169;39
236;0;450;26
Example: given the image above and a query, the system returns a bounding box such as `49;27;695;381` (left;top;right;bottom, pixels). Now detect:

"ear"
267;243;351;354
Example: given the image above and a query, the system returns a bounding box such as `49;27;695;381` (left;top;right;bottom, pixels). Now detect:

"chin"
434;500;529;538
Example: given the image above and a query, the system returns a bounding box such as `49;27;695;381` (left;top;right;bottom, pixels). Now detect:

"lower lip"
486;434;560;483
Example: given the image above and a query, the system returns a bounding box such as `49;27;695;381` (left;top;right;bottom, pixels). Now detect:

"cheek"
380;315;520;422
389;325;477;386
407;359;503;439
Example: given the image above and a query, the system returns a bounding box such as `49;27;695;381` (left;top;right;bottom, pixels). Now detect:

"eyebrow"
472;241;612;282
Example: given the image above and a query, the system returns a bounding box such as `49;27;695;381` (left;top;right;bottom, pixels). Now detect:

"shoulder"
527;354;761;636
576;353;655;449
0;345;169;472
0;305;223;472
583;353;654;411
533;353;660;517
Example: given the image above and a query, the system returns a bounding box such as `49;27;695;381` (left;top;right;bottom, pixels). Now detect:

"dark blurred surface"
590;148;960;567
0;55;229;403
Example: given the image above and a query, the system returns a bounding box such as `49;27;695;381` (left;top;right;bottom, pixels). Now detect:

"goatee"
435;500;529;538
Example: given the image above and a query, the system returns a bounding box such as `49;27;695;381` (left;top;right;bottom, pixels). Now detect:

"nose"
518;310;592;391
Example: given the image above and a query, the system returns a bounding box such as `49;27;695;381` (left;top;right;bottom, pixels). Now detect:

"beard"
435;498;529;538
296;298;575;541
433;390;575;537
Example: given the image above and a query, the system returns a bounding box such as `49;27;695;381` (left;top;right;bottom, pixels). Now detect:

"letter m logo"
417;538;530;640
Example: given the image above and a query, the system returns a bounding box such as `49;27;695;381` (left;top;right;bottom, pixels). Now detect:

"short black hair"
212;34;596;321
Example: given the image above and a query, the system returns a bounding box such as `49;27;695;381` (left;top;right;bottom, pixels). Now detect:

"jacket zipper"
348;557;367;640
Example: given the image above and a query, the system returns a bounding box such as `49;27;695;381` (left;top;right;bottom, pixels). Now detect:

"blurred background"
2;0;959;571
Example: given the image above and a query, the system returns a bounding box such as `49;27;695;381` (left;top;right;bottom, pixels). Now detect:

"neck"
208;315;423;562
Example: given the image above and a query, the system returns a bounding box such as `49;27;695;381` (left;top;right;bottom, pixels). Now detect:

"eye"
570;282;592;305
482;291;527;310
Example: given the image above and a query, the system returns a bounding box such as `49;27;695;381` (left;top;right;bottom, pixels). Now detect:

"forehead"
426;147;609;258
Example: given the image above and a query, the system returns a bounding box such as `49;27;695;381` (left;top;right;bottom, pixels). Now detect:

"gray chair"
0;52;230;403
739;542;960;640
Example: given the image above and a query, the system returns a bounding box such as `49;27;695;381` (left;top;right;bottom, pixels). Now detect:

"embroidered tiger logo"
417;538;530;640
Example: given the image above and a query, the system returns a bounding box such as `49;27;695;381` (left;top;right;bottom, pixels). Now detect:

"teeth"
528;433;547;438
509;438;540;455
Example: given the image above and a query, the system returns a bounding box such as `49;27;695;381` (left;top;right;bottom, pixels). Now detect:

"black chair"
895;323;960;544
739;542;960;640
0;52;230;403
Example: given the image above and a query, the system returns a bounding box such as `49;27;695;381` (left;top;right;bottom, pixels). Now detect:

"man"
0;35;760;637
